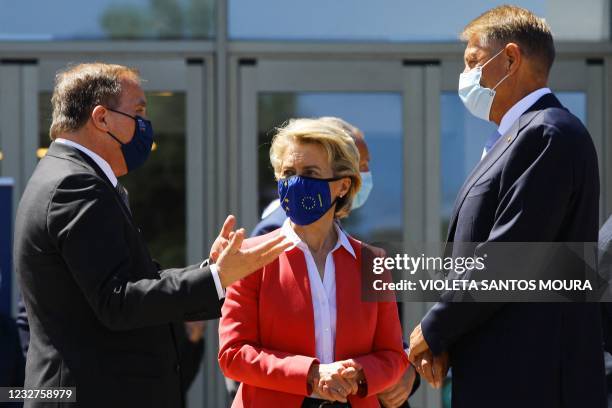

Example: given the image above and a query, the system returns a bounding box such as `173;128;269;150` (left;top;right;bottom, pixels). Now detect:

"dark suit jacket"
599;215;612;404
13;142;221;408
601;216;612;354
15;293;205;407
421;93;606;408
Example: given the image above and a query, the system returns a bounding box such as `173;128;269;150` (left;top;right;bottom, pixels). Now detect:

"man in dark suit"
408;6;606;408
16;291;206;408
600;215;612;407
13;63;289;407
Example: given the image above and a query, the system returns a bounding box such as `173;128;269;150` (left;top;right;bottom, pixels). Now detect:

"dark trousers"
301;398;351;408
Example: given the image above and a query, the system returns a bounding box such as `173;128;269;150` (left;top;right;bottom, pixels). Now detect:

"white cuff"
208;262;225;300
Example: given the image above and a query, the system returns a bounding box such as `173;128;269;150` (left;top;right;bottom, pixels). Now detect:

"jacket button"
175;363;181;373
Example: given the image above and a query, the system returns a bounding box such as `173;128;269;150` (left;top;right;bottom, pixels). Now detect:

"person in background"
219;118;409;407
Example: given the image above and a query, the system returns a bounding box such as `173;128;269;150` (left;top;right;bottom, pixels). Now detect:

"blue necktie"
484;130;502;156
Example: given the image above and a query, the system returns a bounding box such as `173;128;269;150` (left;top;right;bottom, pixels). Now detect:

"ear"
91;105;110;133
505;43;522;76
338;177;352;198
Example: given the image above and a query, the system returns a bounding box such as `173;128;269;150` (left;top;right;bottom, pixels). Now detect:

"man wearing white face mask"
407;5;605;408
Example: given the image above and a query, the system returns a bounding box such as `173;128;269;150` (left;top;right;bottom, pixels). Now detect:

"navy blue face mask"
278;175;344;226
106;108;154;172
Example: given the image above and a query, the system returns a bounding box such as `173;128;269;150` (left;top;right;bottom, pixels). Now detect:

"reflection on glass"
440;91;587;238
230;0;544;41
38;92;187;268
257;92;403;243
1;0;215;40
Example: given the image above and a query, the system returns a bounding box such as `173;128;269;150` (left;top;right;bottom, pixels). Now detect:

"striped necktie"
115;182;131;214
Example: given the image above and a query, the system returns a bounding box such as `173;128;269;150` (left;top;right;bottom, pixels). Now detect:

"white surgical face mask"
352;171;373;210
458;48;510;121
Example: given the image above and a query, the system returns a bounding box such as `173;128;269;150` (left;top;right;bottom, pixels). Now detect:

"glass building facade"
1;1;611;406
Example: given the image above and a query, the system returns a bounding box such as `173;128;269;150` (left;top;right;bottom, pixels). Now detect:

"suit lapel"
446;94;562;242
45;142;134;223
333;240;360;360
46;142;111;186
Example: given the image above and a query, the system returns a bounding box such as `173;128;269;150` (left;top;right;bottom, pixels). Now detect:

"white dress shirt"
280;218;357;365
498;87;551;136
482;87;552;159
55;139;225;300
56;138;118;187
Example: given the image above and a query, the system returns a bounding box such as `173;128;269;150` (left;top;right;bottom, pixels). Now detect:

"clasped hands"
407;323;449;389
307;360;364;403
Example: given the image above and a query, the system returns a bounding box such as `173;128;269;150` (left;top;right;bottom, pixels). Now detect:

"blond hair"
50;63;140;139
319;116;362;141
270;118;361;219
461;5;555;76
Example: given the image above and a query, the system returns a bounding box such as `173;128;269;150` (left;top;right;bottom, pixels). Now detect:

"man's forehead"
120;78;146;104
464;41;485;57
465;34;500;58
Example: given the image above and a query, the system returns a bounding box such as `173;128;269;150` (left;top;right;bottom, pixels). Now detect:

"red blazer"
218;229;409;408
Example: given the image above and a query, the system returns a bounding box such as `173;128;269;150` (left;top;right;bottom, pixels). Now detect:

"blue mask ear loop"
106;131;124;146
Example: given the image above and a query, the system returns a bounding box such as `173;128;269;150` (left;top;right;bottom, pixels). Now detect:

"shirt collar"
280;217;356;259
497;88;552;136
55;138;118;187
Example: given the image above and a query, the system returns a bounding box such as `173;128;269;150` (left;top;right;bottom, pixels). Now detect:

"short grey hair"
461;5;555;76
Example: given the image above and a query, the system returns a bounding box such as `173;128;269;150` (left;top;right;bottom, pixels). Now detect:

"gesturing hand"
209;215;237;263
215;224;291;288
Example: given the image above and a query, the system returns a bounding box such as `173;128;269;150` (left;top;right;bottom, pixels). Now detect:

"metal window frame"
0;2;610;407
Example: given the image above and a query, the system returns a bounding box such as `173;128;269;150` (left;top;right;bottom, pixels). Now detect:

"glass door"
233;57;442;408
37;57;214;407
0;56;213;407
37;58;211;268
439;57;606;239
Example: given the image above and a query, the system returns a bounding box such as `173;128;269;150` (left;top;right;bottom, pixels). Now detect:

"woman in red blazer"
219;118;409;408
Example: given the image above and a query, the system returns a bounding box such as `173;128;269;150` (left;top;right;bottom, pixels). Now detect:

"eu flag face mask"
458;48;510;121
278;175;343;226
106;108;154;172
